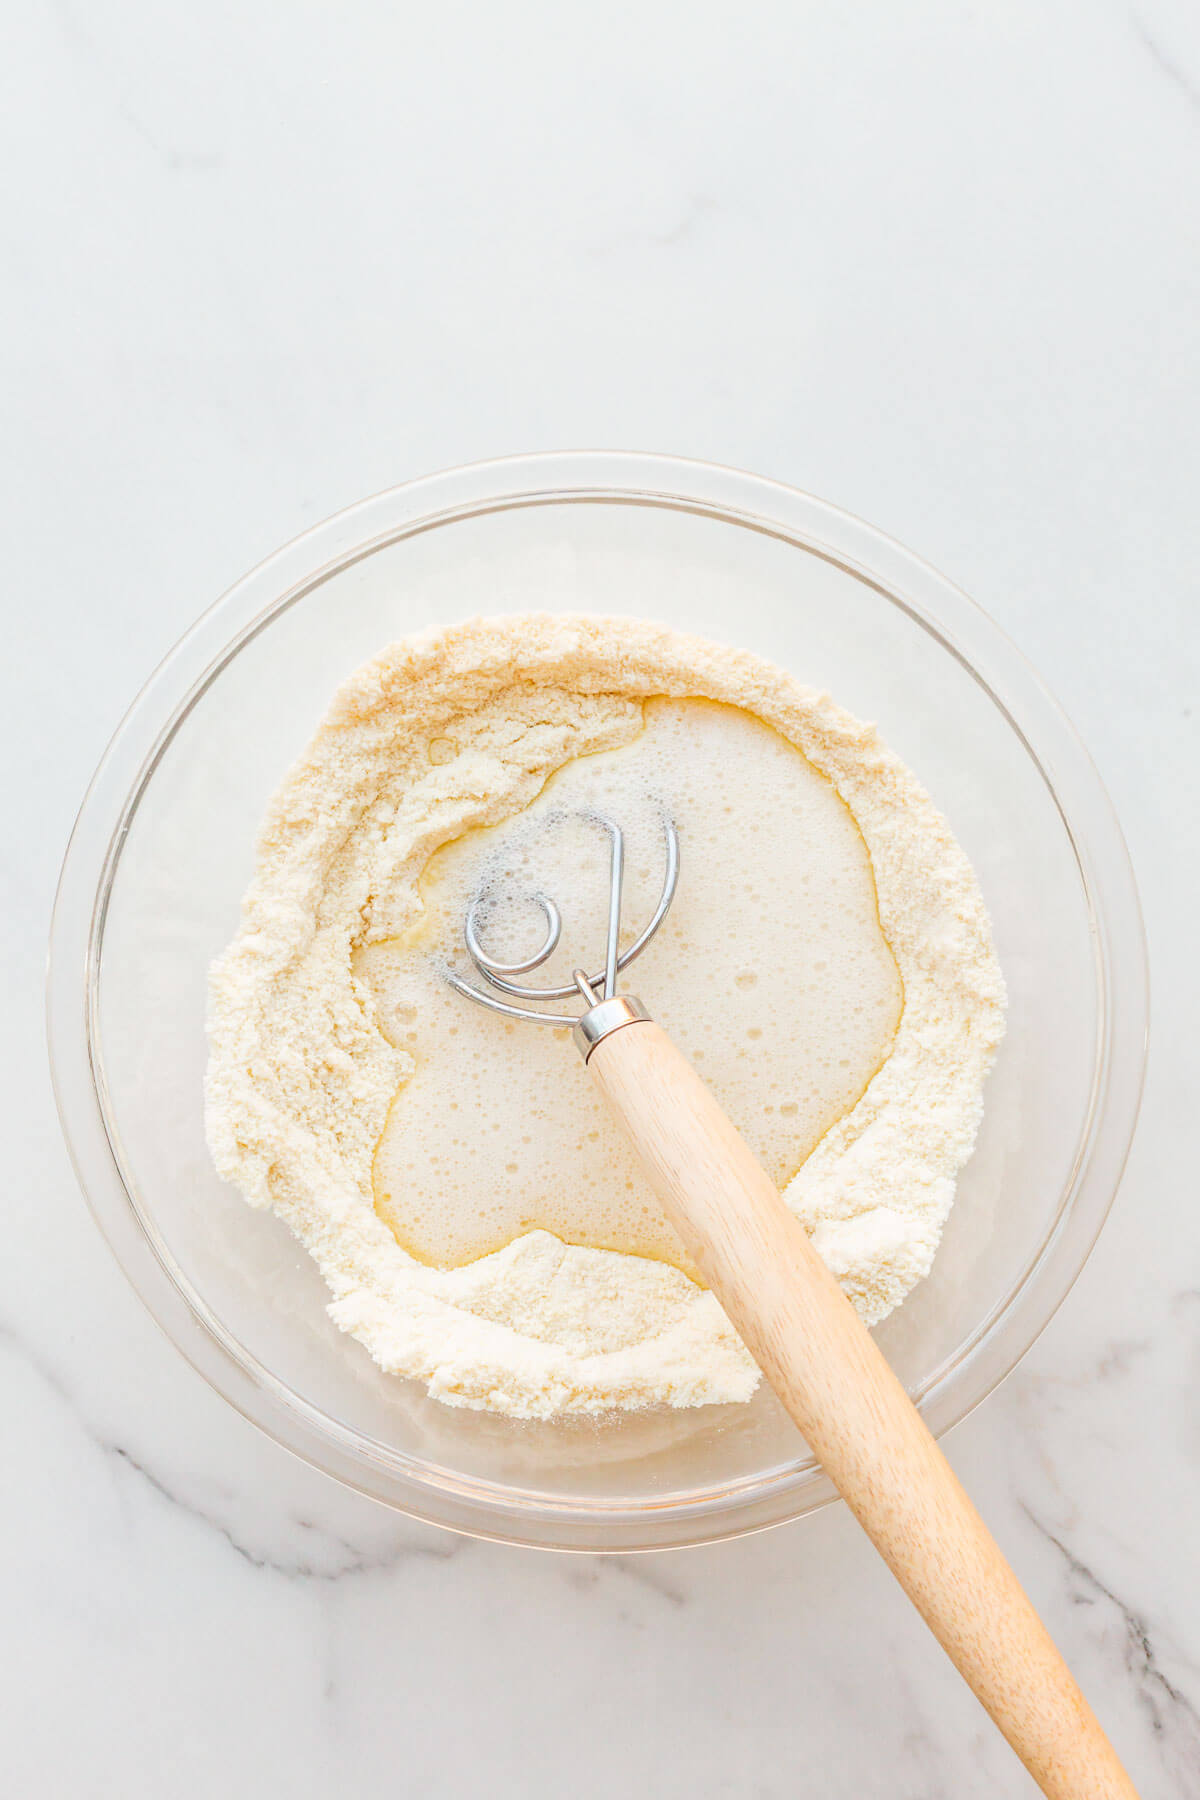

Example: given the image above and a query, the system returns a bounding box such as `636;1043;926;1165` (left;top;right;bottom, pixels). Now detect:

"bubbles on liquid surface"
361;698;903;1279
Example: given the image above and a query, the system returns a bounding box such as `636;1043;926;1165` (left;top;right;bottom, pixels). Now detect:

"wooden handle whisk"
450;808;1138;1799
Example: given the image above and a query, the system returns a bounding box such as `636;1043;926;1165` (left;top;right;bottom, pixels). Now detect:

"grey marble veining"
4;1;1199;1794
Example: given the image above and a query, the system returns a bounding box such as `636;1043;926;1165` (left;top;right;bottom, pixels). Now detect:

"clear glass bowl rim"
47;450;1148;1552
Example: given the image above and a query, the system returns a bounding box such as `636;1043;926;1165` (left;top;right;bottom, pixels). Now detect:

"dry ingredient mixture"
205;615;1005;1419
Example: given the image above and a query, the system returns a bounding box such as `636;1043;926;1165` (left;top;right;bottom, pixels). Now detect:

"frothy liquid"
361;699;902;1278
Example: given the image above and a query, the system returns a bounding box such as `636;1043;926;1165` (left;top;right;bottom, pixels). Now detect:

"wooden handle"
587;1018;1138;1800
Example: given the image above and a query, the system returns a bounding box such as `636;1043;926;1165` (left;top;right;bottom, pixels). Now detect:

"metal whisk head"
446;811;679;1027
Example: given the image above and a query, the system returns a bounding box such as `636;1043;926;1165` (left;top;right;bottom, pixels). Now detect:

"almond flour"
205;615;1005;1419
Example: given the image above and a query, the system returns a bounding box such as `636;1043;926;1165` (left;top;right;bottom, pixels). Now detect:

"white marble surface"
4;1;1199;1793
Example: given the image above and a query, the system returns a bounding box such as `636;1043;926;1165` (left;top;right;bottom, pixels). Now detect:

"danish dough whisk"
450;807;1137;1800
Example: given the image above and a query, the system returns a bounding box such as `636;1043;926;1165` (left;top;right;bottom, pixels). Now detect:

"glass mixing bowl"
49;453;1147;1550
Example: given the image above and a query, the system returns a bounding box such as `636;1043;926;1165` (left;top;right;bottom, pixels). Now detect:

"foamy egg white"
362;699;902;1276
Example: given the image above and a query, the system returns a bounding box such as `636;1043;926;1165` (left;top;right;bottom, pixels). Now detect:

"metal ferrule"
572;995;650;1062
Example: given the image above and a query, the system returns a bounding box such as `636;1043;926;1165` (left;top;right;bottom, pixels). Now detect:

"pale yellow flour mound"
205;615;1005;1419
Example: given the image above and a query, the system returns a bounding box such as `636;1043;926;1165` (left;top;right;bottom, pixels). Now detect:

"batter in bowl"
205;615;1005;1418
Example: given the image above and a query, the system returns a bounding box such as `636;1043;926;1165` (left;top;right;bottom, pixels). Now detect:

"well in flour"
363;699;903;1278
